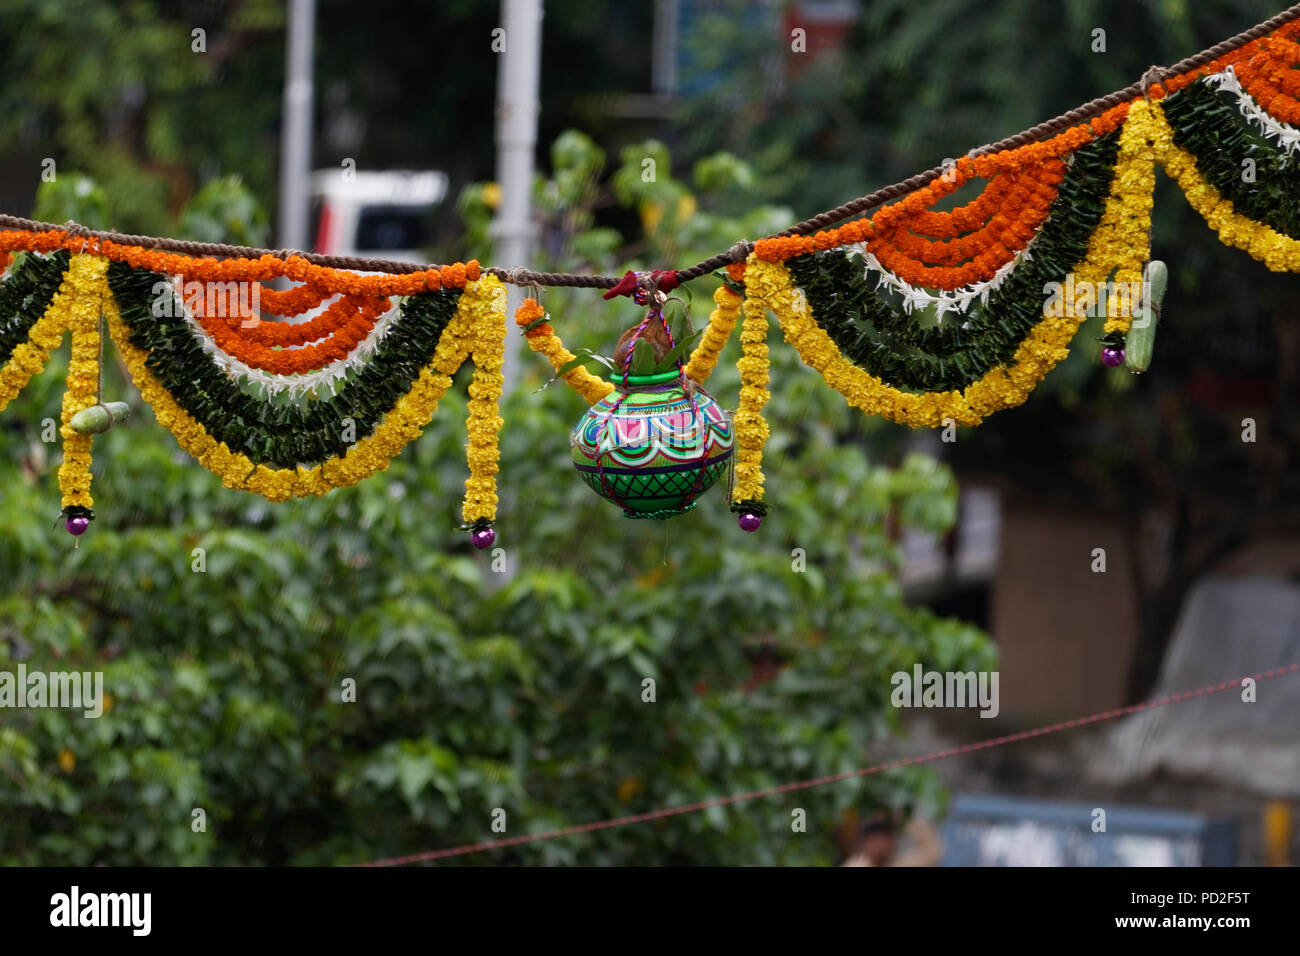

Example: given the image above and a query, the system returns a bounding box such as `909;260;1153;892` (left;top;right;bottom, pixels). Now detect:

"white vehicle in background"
308;169;447;263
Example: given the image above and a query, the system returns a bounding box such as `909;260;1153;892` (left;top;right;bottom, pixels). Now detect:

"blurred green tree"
29;173;111;228
0;0;285;234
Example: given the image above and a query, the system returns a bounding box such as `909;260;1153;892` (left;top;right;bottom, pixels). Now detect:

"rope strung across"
348;662;1300;865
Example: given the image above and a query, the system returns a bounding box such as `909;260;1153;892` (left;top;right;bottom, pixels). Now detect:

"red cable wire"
350;662;1300;866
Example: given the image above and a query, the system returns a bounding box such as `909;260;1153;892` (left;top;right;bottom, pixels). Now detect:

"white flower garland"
845;237;1037;318
180;291;405;397
1203;66;1300;157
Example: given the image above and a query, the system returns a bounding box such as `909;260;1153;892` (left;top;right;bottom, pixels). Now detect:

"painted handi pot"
571;370;734;518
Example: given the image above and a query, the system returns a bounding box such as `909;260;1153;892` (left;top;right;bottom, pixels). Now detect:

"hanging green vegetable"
1125;259;1166;374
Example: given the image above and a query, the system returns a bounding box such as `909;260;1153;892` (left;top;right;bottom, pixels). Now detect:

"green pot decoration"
571;370;734;519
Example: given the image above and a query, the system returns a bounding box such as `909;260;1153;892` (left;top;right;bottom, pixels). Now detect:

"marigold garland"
1098;99;1157;335
514;298;614;404
905;172;1017;238
4;17;1300;534
182;295;407;397
0;229;482;299
189;290;388;374
874;161;1065;271
868;228;1016;290
53;256;106;516
98;269;502;507
254;282;336;321
462;280;507;525
1234;52;1300;125
0;333;54;411
1203;66;1300;159
783;128;1122;393
108;261;464;469
1162;71;1300;239
683;283;742;383
206;281;362;344
1151;96;1300;271
752;99;1155;428
1255;34;1300;97
0;252;70;412
752;102;1131;264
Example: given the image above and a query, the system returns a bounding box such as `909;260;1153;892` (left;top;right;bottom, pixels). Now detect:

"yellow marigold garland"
461;278;507;527
1149;97;1300;270
1099;98;1158;335
730;292;771;507
683;283;742;384
514;297;614;404
53;254;106;516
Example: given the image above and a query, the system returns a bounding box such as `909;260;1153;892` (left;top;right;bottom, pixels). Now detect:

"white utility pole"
279;0;316;251
652;0;679;95
492;0;543;397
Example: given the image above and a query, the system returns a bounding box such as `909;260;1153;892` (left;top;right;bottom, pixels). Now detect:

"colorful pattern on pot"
571;373;734;518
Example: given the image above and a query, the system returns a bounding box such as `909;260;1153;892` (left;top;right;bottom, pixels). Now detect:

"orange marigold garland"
188;290;388;374
876;160;1066;269
0;230;483;299
751;102;1131;264
254;282;336;320
904;172;1017;238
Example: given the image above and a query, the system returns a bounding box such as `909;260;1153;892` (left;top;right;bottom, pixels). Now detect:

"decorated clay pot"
571;370;734;518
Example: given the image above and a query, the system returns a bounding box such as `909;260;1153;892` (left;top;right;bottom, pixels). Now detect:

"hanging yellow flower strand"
55;254;110;540
683;273;744;384
730;273;771;530
462;280;507;546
